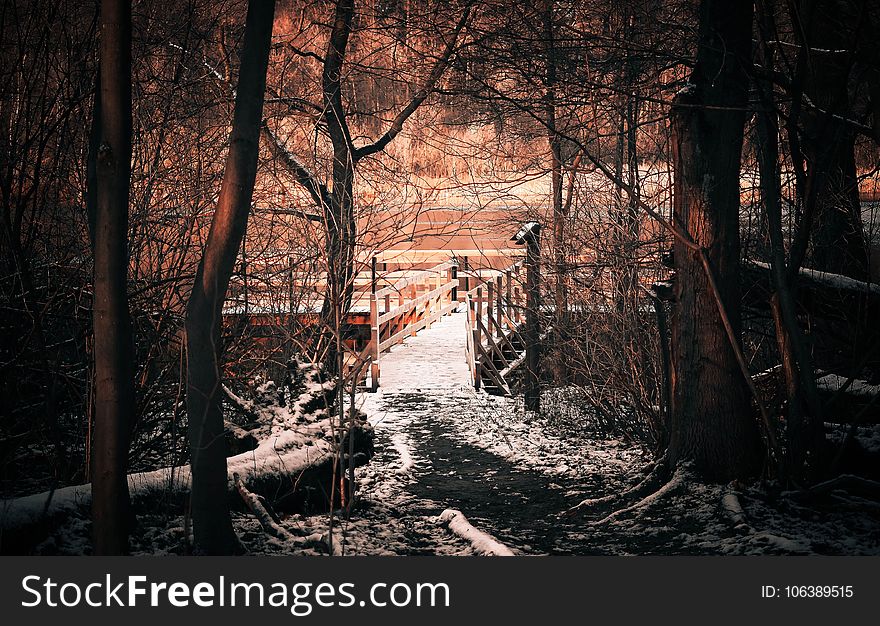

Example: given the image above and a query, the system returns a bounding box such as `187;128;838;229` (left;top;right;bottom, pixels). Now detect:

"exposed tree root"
588;465;685;527
562;455;668;519
234;473;294;541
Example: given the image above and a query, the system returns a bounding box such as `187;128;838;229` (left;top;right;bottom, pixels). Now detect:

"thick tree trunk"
798;0;868;280
185;0;275;555
668;0;762;481
91;0;134;556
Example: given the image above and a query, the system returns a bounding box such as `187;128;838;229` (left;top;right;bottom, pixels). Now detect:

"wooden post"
397;288;404;336
496;274;503;337
450;263;458;302
506;269;512;326
512;224;541;412
410;283;418;336
463;256;470;292
426;272;435;329
370;292;379;392
514;285;521;324
524;229;541;412
474;287;483;390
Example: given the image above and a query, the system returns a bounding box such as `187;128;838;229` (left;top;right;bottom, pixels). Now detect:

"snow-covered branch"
747;260;880;296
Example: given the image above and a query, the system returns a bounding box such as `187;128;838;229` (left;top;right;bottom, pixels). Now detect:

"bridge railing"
368;260;459;390
464;261;526;394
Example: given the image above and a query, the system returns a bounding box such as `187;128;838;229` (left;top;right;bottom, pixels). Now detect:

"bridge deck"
366;308;470;393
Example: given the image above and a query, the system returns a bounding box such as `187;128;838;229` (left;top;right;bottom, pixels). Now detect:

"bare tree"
185;0;275;555
262;0;470;373
793;0;869;280
91;0;135;555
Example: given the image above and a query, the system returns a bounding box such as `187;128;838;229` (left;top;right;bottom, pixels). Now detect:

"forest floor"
22;310;880;555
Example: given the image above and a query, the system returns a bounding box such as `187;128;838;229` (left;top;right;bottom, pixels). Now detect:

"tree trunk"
668;0;762;481
755;4;825;483
542;0;567;385
91;0;135;556
319;0;357;375
185;0;275;555
797;0;868;280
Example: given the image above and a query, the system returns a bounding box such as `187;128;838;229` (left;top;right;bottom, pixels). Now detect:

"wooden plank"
369;293;380;391
495;324;522;360
465;295;478;388
476;344;510;394
499;351;527;379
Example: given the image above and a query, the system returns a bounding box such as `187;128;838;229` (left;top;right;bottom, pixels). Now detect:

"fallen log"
721;485;751;531
1;358;374;554
817;374;880;423
0;417;373;554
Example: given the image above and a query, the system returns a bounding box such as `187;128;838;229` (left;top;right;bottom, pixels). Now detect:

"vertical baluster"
506;268;512;327
487;280;495;338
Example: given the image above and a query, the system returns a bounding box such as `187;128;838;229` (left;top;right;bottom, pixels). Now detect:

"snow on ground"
11;310;880;555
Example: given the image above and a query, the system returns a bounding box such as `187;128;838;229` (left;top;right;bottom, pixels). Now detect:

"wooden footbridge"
225;207;540;396
360;258;531;395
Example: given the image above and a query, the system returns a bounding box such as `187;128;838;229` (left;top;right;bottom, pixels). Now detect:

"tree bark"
312;0;469;374
91;0;135;556
185;0;275;555
796;0;868;280
668;0;762;481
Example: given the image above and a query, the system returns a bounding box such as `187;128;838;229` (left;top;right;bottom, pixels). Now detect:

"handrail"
368;259;459;390
462;261;522;298
374;260;456;299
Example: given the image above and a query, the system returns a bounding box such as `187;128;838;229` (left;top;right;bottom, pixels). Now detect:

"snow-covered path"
343;310;643;555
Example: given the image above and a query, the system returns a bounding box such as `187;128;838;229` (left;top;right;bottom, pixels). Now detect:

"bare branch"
354;6;472;161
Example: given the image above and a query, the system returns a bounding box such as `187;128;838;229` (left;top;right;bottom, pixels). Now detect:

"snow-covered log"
816;374;880;400
816;374;880;423
437;509;515;556
0;358;374;553
721;485;750;531
0;418;371;537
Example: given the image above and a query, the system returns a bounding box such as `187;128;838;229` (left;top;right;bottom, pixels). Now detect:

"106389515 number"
786;585;853;598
